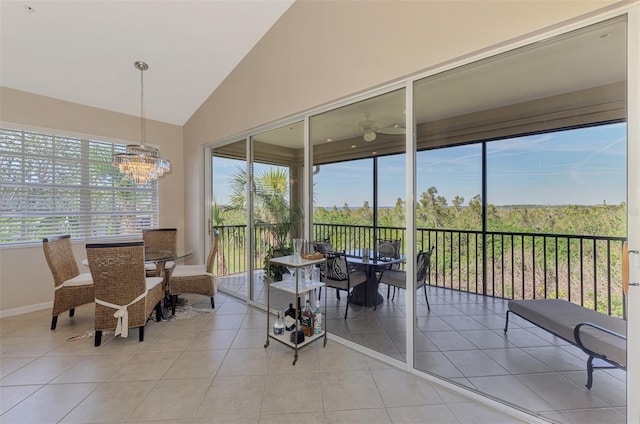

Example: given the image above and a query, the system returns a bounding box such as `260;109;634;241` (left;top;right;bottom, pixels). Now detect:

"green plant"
263;244;293;281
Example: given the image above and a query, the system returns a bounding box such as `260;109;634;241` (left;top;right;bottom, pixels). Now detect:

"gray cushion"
508;299;626;366
380;270;407;289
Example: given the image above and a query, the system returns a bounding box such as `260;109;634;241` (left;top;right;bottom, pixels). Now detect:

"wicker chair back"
86;242;148;330
43;235;80;287
142;228;177;255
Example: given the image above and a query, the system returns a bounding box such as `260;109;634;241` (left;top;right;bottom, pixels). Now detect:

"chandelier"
113;61;170;184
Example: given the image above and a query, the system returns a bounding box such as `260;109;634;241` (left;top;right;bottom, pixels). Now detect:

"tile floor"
219;273;627;424
1;292;530;424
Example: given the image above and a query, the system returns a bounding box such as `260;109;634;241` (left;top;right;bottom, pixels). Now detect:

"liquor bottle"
313;304;322;335
283;303;296;331
273;310;285;336
301;299;314;337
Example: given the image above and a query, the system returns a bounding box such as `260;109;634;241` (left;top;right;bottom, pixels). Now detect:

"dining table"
344;249;405;307
148;248;194;320
82;247;193;276
145;248;193;277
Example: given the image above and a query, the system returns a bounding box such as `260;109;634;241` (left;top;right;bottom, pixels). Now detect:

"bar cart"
264;254;327;365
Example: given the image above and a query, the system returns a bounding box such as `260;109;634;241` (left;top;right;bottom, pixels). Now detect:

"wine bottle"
301;299;314;337
283;303;296;331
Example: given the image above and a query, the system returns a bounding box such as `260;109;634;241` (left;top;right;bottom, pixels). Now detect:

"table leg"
350;267;383;307
153;260;169;320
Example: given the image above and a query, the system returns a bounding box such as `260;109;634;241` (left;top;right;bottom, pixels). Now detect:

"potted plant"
261;199;303;281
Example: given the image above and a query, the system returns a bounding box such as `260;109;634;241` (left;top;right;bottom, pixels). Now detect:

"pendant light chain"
139;62;146;147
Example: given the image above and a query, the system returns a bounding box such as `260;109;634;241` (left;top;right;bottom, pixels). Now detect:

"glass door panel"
413;17;627;421
250;122;304;308
310;88;406;360
211;139;249;300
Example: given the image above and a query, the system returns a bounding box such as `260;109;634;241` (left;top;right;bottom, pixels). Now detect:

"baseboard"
0;301;52;318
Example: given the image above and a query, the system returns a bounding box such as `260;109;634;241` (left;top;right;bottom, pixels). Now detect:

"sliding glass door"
211;139;249;300
310;88;407;360
412;16;628;422
250;122;305;308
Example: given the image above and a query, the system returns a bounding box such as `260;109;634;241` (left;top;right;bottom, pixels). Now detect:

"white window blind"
0;128;158;246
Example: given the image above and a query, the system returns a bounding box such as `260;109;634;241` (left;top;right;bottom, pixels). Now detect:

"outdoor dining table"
344;249;405;307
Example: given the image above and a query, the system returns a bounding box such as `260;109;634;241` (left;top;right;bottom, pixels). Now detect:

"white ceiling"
0;0;294;126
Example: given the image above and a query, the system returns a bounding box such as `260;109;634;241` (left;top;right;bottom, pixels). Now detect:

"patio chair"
321;252;367;319
378;247;434;310
312;239;340;299
86;241;165;346
142;228;177;277
375;238;402;283
43;235;94;330
377;238;401;262
313;238;334;255
167;231;219;314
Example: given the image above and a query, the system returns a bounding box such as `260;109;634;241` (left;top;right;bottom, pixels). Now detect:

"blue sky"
214;122;627;208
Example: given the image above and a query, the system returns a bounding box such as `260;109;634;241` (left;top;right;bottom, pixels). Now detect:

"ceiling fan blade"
377;125;406;135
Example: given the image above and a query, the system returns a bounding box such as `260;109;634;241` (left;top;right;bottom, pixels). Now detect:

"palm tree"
230;167;300;248
229;166;301;280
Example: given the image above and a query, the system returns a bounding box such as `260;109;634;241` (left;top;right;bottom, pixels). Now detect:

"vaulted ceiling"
0;0;294;126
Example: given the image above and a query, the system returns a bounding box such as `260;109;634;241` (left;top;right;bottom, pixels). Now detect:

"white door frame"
626;6;640;424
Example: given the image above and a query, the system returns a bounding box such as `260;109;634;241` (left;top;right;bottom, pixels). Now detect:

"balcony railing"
213;224;627;318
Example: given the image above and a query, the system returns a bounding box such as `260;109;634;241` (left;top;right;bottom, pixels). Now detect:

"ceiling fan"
358;114;406;142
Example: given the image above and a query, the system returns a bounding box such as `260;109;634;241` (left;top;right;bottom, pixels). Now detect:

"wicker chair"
86;241;165;346
167;231;219;315
142;228;177;277
378;247;434;310
43;235;94;330
321;252;367;319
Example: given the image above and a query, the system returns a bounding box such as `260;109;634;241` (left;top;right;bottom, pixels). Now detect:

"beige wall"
182;0;623;270
0;87;184;314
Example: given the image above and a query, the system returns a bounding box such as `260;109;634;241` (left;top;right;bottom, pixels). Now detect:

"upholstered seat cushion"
145;261;175;271
324;270;366;290
145;277;164;291
63;272;93;287
171;265;214;278
508;299;626;366
380;270;406;289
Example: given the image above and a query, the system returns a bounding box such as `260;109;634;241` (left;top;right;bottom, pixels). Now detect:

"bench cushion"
508;299;626;366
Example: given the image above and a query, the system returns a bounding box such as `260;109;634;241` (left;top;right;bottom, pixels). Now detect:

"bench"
504;299;626;389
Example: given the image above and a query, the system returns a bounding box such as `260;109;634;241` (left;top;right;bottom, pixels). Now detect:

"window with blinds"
0;128;158;247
